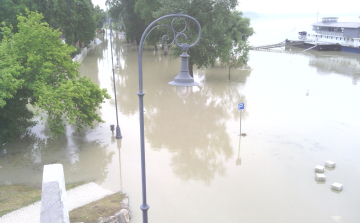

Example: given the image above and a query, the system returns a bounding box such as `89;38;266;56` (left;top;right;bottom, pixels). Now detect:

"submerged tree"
93;5;106;30
106;0;146;45
226;41;250;80
134;0;162;50
74;0;96;46
0;11;110;144
153;0;254;76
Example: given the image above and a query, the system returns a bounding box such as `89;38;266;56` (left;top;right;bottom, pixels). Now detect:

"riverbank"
72;38;103;63
0;182;125;223
0;183;81;217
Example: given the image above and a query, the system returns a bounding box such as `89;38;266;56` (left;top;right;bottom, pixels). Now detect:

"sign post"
238;103;244;136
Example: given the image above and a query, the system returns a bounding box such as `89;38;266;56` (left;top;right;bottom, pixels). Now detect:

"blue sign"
238;103;244;110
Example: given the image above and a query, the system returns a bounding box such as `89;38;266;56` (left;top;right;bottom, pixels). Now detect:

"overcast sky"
237;0;359;15
92;0;359;16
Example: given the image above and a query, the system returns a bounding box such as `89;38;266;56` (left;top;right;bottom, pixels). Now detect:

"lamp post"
121;12;201;223
110;20;122;139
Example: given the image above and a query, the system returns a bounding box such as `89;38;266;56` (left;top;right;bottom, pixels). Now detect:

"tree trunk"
154;44;158;51
164;42;168;55
229;67;231;81
189;61;194;77
136;37;140;45
126;37;130;43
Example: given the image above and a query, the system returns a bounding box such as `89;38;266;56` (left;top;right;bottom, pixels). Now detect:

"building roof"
312;22;360;28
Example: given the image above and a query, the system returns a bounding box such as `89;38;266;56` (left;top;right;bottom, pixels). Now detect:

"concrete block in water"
315;165;324;173
115;209;131;223
331;182;343;191
315;173;326;181
325;160;336;168
40;164;69;223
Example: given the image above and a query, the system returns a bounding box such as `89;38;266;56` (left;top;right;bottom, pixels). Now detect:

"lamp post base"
116;126;122;138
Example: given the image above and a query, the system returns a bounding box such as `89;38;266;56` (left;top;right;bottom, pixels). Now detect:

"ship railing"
314;31;343;37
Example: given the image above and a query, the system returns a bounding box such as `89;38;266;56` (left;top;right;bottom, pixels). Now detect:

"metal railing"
314;31;343;37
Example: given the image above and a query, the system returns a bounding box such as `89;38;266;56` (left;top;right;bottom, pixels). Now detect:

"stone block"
115;209;130;223
315;173;326;181
325;160;336;168
120;195;129;209
40;164;69;223
331;182;343;191
315;165;324;173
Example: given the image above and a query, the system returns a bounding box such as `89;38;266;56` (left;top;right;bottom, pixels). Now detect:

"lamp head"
169;51;199;87
175;86;191;98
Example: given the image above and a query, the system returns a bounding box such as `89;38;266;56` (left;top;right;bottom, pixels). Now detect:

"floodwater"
1;15;360;223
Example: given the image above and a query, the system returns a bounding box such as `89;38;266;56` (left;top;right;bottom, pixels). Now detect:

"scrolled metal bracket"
119;13;201;90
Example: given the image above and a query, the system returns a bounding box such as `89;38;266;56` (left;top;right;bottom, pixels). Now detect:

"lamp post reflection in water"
120;12;201;223
236;136;241;166
110;20;122;139
111;131;123;191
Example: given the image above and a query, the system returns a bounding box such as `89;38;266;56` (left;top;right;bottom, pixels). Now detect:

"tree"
0;0;28;40
134;0;162;50
106;0;146;45
0;11;110;145
74;0;96;46
57;0;76;45
30;0;59;28
226;41;250;80
93;5;106;30
153;0;254;76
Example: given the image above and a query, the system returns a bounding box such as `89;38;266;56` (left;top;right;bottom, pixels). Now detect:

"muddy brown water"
1;27;360;222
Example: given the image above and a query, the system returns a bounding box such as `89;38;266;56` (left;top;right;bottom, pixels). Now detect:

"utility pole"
316;9;319;22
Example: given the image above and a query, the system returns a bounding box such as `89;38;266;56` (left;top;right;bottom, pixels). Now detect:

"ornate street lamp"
110;20;122;139
120;12;201;223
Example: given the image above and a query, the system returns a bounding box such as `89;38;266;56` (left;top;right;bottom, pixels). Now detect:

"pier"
251;40;342;52
251;40;305;50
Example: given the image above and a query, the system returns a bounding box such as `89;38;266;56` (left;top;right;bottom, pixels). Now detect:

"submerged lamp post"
121;12;201;223
110;20;122;139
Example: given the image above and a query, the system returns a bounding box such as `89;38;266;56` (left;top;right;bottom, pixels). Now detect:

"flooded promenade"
1;17;360;222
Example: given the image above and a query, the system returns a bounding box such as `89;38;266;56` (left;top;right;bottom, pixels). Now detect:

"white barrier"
40;164;70;223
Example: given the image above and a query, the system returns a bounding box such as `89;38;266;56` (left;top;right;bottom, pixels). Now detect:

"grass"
0;185;42;217
0;183;83;217
0;183;124;223
69;192;124;223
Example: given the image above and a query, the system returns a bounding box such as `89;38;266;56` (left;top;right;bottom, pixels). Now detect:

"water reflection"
308;53;360;85
236;136;242;166
285;45;360;85
0;128;114;186
110;43;252;184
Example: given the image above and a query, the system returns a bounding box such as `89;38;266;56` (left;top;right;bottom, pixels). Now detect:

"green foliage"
57;0;76;45
94;5;106;29
134;0;161;48
74;0;96;46
106;0;146;44
71;46;83;58
0;0;28;39
226;41;250;80
0;11;110;144
30;0;59;27
152;0;253;76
